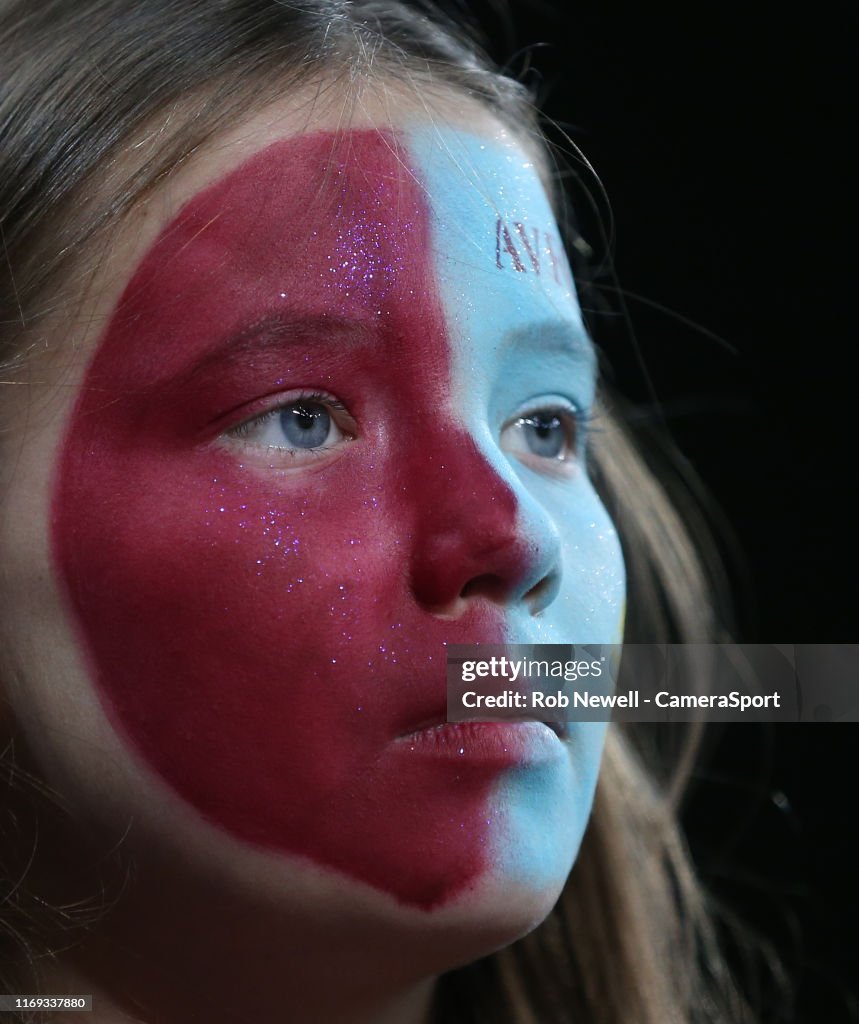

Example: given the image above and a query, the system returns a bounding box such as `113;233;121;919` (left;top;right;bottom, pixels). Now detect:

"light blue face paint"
408;124;625;891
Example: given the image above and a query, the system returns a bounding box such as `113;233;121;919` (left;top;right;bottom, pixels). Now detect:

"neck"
44;956;436;1024
25;822;446;1024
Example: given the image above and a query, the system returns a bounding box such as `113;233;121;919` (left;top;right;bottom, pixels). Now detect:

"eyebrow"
501;320;598;372
164;312;597;394
170;312;379;385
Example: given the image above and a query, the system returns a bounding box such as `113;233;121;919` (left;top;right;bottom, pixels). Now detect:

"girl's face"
0;89;623;944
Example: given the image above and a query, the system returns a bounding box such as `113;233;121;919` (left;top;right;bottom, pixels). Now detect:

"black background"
470;3;856;1021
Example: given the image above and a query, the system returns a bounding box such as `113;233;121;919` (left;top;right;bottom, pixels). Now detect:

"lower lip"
393;720;564;766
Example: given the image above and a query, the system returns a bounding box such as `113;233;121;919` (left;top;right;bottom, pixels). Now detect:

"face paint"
408;128;624;889
52;125;624;910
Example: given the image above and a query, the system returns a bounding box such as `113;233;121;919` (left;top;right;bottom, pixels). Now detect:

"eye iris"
524;413;566;458
280;401;331;449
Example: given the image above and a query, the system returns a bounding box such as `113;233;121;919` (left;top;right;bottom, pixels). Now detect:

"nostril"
523;571;560;616
460;573;508;603
458;570;560;616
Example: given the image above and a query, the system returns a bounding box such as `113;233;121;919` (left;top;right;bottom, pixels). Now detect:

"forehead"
104;101;583;352
405;124;585;351
58;88;594;402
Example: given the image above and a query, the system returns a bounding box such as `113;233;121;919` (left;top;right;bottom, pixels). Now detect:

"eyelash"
507;401;591;446
227;389;353;449
223;387;358;468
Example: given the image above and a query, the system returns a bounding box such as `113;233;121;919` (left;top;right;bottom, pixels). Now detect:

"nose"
407;433;562;619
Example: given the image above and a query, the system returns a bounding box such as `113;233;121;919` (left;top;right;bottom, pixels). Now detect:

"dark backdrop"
468;3;856;1021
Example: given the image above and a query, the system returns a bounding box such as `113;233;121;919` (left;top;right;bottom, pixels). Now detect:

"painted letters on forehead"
52;127;624;909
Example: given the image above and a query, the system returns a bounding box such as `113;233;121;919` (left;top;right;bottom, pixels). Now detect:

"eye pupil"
522;412;569;459
535;416;557;439
293;406;317;430
280;401;331;449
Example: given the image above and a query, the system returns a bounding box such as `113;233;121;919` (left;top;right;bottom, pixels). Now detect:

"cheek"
53;358;518;914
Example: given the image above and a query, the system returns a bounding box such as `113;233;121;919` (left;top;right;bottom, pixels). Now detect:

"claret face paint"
52;122;625;909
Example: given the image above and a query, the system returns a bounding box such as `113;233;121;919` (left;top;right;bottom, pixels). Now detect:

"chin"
389;742;595;970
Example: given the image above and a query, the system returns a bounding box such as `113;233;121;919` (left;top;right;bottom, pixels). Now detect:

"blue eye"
279;401;332;449
518;412;566;459
225;390;355;466
500;403;579;472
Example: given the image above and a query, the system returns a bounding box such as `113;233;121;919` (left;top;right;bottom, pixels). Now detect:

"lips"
398;714;568;742
397;685;571;746
393;719;565;767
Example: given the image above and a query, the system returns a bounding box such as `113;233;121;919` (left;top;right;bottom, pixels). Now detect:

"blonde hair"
0;1;751;1020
